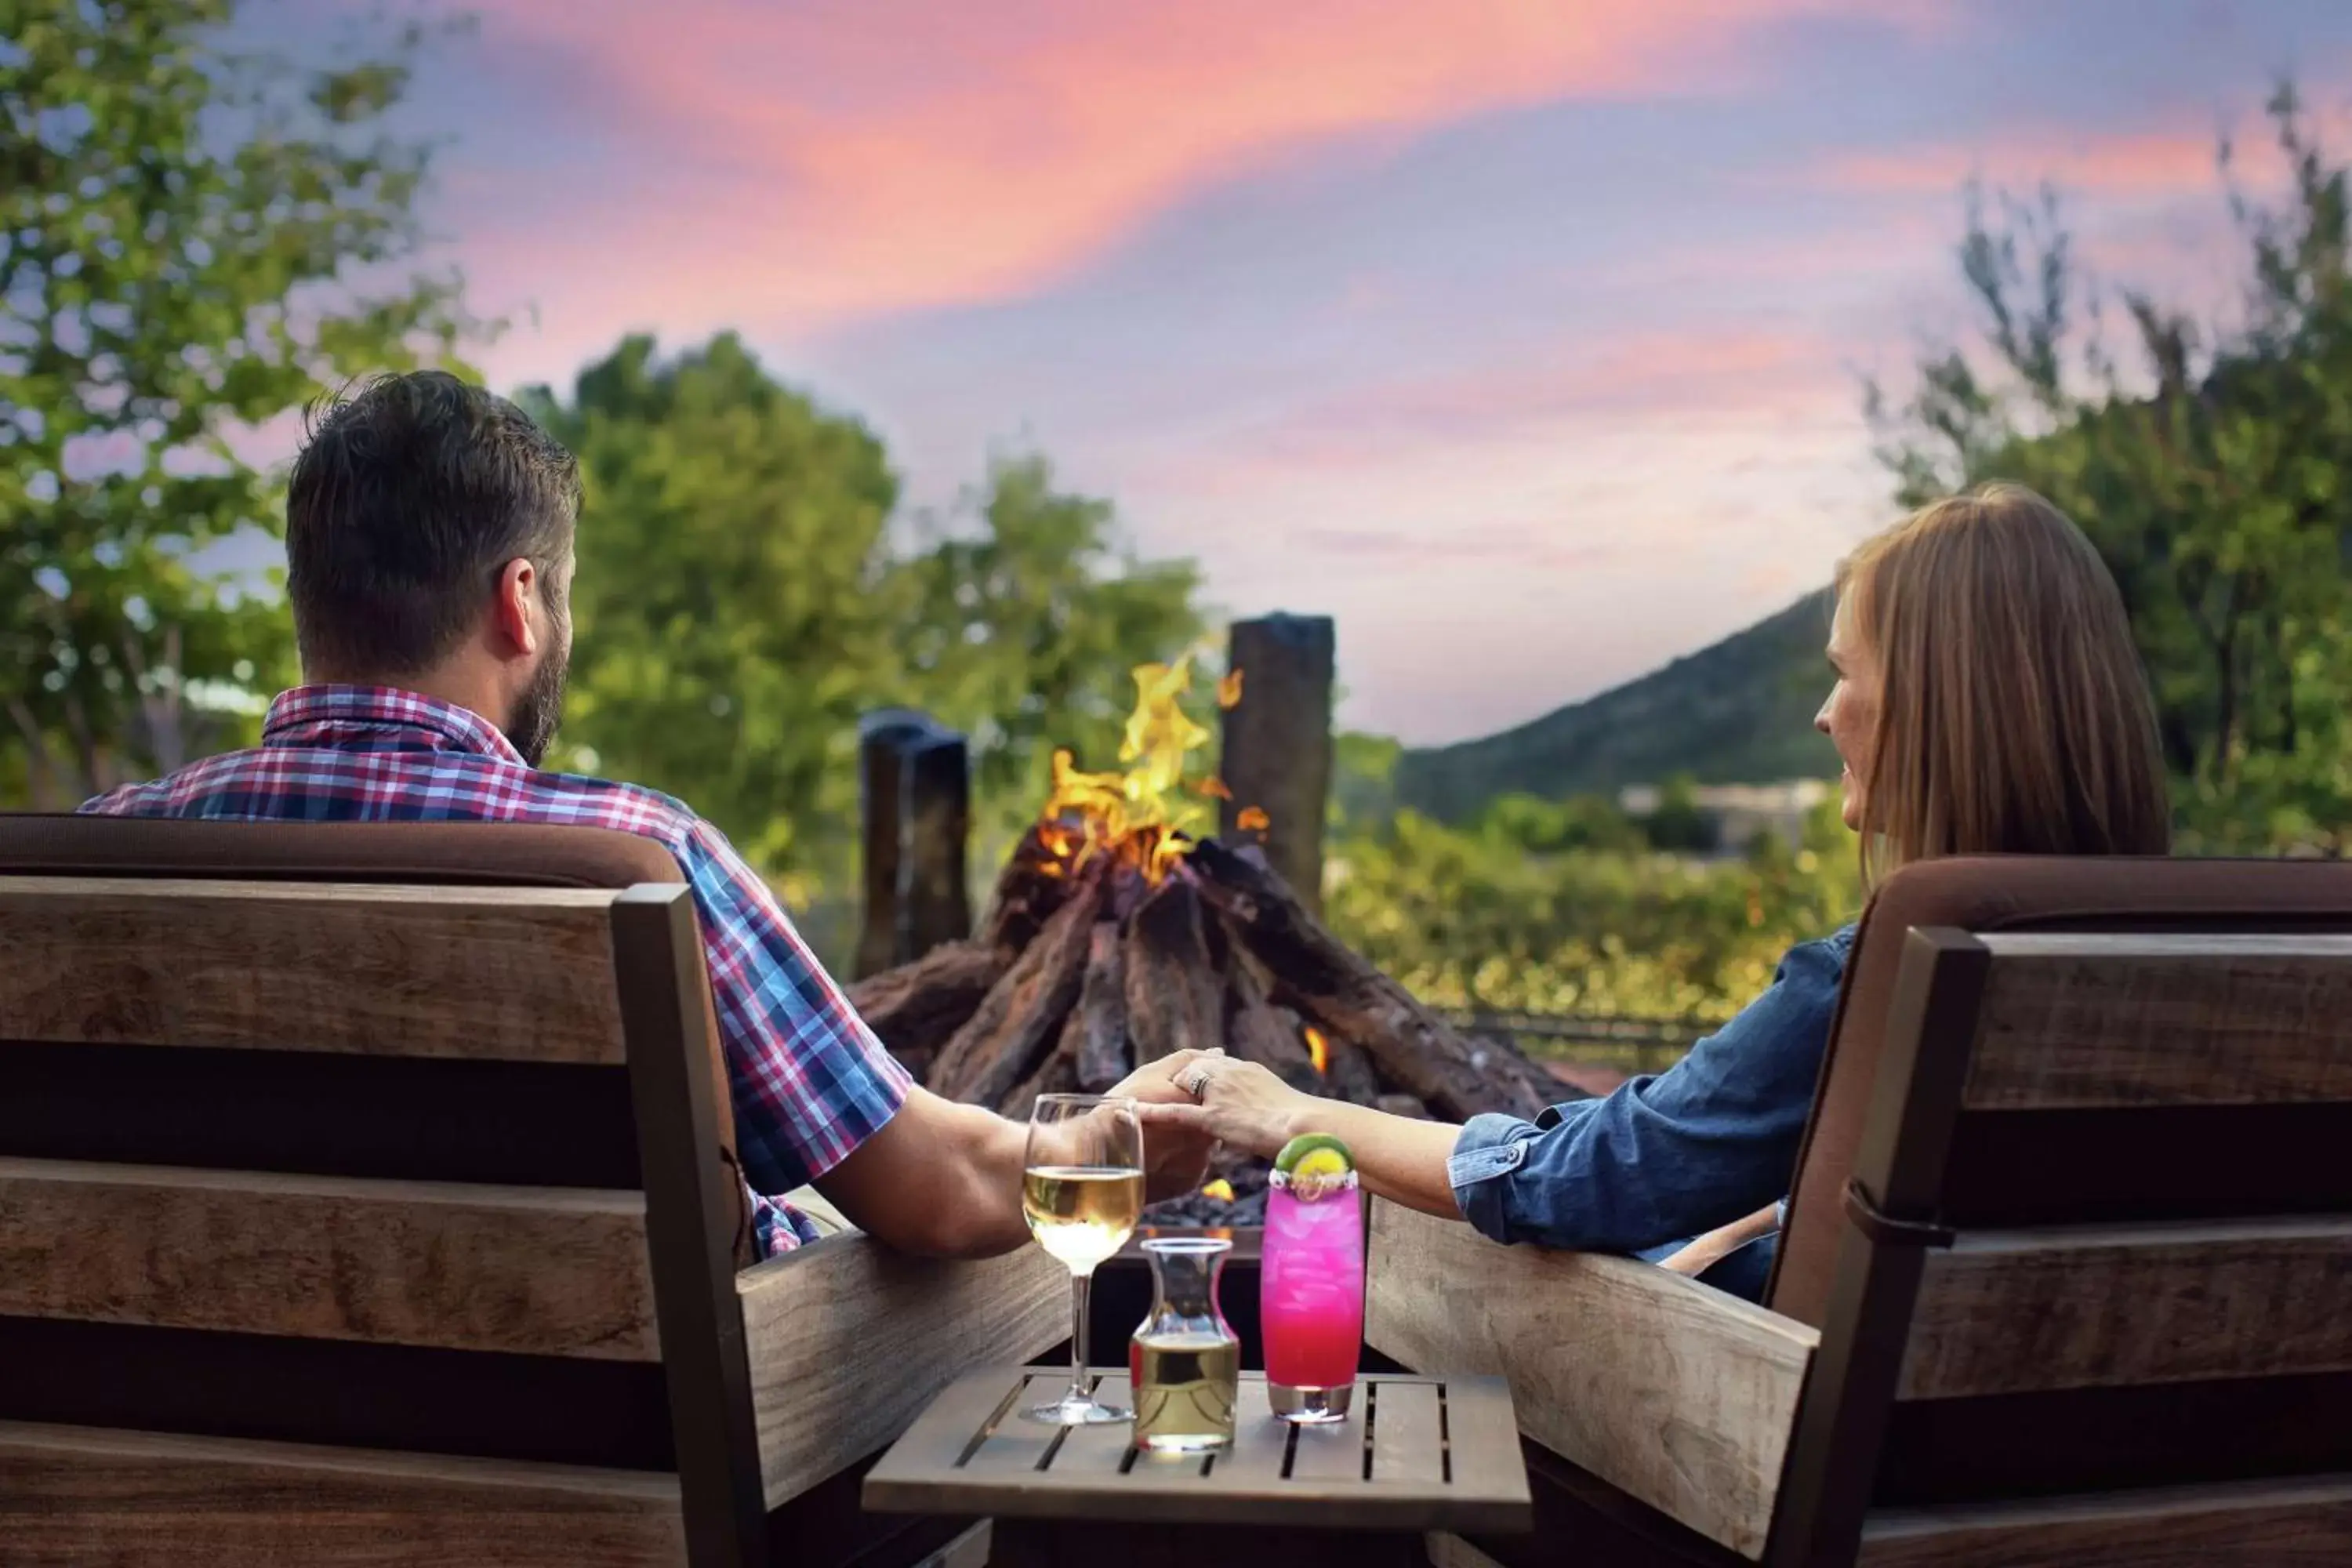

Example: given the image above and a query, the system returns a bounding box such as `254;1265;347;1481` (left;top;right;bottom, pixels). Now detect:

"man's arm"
811;1087;1032;1258
670;817;1206;1258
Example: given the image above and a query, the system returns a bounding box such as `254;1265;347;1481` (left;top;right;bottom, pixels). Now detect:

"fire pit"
847;658;1560;1225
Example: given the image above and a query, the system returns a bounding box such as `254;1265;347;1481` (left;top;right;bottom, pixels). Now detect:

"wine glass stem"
1067;1268;1093;1405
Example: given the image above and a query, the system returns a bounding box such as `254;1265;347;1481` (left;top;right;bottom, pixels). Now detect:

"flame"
1037;655;1224;884
1236;805;1270;833
1218;669;1244;709
1302;1025;1330;1076
1200;1178;1236;1202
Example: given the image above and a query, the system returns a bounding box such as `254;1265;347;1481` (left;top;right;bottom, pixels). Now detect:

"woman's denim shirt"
1446;925;1856;1298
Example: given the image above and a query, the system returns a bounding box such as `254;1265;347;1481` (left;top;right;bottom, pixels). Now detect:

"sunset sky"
312;0;2352;743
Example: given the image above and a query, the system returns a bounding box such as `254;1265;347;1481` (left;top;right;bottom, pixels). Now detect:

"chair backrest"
1766;856;2352;1566
0;816;768;1568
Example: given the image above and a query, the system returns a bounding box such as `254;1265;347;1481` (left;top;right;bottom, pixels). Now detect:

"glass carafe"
1128;1236;1241;1454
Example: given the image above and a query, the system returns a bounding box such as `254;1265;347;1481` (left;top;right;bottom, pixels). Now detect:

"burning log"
1065;923;1133;1093
845;939;1006;1078
976;823;1083;953
1123;876;1224;1065
1187;837;1555;1123
853;653;1574;1227
1316;1027;1385;1107
1002;1036;1080;1121
926;862;1105;1108
1225;953;1319;1092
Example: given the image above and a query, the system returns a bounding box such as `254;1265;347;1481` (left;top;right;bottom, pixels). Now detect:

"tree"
522;334;905;880
1871;85;2352;851
525;334;1207;891
1;0;481;805
889;451;1205;867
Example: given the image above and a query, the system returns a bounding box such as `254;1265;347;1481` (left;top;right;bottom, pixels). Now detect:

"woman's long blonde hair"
1840;483;2171;886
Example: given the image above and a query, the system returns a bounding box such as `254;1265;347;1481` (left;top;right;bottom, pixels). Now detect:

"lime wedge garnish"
1275;1134;1354;1179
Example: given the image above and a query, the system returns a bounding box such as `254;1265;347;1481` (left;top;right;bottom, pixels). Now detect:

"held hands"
1102;1056;1217;1203
1132;1047;1310;1161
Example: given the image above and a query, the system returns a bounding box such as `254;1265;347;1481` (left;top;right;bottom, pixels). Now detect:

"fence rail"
1438;1007;1710;1077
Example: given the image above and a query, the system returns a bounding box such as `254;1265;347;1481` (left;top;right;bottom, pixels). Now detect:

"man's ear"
492;557;542;658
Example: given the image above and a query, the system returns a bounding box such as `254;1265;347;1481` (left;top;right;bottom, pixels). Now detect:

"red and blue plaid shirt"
82;684;912;1257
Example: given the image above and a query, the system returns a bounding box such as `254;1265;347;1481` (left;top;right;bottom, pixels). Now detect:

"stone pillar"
1217;614;1336;914
855;710;971;977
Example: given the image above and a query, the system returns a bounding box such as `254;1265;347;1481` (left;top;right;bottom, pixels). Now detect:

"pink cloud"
1233;326;1848;469
1289;523;1623;575
1813;129;2223;199
461;0;1923;351
1801;94;2352;209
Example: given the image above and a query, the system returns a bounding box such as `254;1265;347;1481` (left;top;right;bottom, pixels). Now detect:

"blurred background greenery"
10;6;2352;1060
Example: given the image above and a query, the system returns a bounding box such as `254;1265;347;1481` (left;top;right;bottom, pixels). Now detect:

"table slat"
961;1374;1072;1474
1219;1379;1293;1485
1371;1381;1445;1485
1287;1418;1367;1484
1440;1377;1524;1494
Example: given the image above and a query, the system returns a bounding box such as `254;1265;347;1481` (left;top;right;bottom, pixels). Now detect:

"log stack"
848;829;1564;1224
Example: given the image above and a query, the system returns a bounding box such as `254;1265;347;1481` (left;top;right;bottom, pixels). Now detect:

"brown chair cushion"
1768;854;2352;1327
0;814;755;1264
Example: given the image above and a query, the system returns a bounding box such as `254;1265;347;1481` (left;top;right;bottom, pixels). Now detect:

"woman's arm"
1136;1051;1465;1217
1657;1203;1780;1276
1445;935;1844;1251
1149;931;1846;1257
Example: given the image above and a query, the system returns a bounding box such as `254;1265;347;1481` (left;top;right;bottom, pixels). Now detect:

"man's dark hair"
286;370;583;678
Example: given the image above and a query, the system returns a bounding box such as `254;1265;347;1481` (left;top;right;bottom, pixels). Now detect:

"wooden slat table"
865;1368;1531;1537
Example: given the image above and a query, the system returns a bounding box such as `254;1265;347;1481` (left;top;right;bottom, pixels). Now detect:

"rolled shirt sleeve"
677;818;913;1254
1446;931;1852;1254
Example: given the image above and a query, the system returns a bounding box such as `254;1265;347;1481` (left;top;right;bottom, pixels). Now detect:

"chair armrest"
1365;1200;1817;1561
776;1184;855;1239
735;1219;1066;1511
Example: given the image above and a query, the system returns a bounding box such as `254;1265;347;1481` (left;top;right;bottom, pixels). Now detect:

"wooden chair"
0;816;1063;1567
1370;855;2352;1567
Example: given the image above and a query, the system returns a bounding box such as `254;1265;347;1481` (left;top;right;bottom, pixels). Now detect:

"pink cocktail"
1260;1167;1363;1422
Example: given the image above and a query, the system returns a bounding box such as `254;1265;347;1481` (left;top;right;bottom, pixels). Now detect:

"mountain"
1394;590;1842;822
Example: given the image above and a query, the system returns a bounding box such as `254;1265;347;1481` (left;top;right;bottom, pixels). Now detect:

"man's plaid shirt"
82;684;912;1256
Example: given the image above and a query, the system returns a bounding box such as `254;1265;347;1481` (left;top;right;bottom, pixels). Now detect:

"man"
85;369;1205;1258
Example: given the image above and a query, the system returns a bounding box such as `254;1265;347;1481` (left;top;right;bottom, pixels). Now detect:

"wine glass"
1021;1093;1145;1425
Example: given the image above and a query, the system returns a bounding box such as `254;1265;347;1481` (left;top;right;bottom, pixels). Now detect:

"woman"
1144;484;2172;1300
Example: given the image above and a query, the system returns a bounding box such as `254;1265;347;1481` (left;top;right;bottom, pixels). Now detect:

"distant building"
1617;779;1832;855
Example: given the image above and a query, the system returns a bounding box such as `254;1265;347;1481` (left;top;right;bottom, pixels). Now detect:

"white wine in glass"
1022;1094;1145;1426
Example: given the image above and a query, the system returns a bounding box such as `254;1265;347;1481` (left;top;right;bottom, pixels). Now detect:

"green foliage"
521;334;902;877
1330;730;1403;833
1324;797;1860;1025
1871;84;2352;852
1395;590;1839;822
524;333;1205;892
1636;775;1722;855
1472;790;1647;855
1;0;481;804
888;450;1205;873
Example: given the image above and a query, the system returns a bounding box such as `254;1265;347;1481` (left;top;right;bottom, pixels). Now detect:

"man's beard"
505;645;569;768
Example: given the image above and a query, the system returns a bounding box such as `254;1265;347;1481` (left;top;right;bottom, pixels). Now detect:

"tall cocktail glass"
1260;1164;1363;1422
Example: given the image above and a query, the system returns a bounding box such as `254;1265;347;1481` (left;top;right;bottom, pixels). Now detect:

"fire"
1038;655;1239;884
1302;1025;1330;1076
1200;1178;1236;1202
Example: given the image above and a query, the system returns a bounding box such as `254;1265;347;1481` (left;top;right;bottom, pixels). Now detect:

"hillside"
1394;590;1841;822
